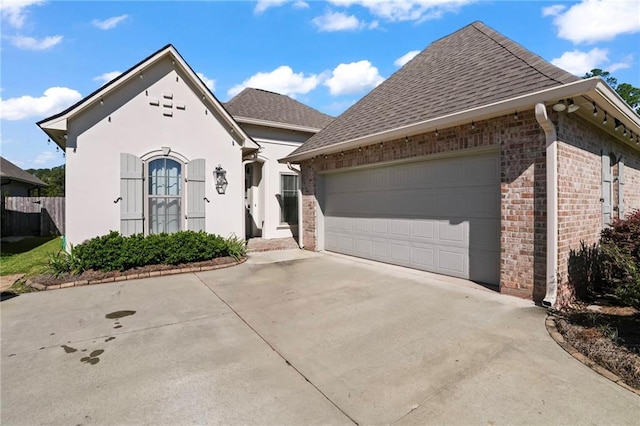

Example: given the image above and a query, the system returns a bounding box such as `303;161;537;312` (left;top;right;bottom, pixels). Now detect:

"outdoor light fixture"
514;110;519;120
623;126;627;136
592;102;598;116
471;121;475;130
614;119;621;131
435;129;439;137
214;165;228;195
567;98;579;113
552;100;566;112
603;112;608;125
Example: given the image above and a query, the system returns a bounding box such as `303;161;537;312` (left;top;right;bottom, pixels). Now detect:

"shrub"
72;231;246;273
47;245;81;277
600;209;640;309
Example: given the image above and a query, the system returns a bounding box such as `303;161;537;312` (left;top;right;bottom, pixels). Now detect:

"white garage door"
322;152;500;285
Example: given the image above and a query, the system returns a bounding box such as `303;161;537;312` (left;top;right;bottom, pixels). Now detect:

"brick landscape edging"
27;257;247;291
545;314;640;396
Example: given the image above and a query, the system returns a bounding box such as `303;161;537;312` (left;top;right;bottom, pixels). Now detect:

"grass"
0;236;62;277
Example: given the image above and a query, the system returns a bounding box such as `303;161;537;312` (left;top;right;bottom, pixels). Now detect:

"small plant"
47;245;81;277
598;323;620;343
225;234;247;261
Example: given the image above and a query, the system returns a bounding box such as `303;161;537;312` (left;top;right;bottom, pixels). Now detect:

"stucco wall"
65;57;244;246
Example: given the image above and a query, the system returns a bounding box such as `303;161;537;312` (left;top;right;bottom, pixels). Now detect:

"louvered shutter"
187;159;206;232
618;159;625;218
120;153;144;236
602;152;612;227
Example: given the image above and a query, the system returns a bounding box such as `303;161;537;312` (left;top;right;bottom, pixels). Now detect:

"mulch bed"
28;256;242;288
553;303;640;391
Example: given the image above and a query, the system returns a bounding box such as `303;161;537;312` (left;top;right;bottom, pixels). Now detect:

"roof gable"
37;45;258;151
289;21;579;158
225;88;333;131
0;157;48;187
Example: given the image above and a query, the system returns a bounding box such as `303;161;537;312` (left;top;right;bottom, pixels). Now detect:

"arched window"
148;158;182;234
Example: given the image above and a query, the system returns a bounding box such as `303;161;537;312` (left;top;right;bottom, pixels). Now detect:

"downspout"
534;103;558;308
287;162;304;249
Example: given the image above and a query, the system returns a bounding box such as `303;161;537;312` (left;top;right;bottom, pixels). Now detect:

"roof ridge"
470;22;570;86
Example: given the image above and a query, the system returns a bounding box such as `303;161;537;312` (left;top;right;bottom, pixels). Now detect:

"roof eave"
37;45;256;150
281;78;640;163
234;116;323;134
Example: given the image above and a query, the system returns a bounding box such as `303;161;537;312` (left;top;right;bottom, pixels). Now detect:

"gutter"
286;162;304;249
535;103;559;308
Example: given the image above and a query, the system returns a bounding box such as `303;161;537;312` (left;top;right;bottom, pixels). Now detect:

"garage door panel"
323;153;499;285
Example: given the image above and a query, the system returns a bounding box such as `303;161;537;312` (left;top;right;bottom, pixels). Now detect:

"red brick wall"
556;113;640;306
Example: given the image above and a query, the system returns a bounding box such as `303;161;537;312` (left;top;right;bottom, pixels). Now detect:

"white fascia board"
282;78;640;163
234;116;322;134
592;81;640;128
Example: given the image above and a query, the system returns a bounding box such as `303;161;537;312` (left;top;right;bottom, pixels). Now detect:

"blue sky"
1;0;639;170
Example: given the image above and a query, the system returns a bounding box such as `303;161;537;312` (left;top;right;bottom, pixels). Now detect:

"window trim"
145;156;185;235
279;173;299;226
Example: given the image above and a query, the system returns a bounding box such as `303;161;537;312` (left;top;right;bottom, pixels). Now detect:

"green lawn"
0;236;62;276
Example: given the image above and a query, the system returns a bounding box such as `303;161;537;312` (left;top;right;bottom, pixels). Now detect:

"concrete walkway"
2;250;639;424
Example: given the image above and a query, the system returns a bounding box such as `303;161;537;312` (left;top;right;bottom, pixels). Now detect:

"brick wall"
556;113;640;306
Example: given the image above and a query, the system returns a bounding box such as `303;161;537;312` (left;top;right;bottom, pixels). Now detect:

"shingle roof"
225;88;334;130
0;157;47;187
290;21;579;157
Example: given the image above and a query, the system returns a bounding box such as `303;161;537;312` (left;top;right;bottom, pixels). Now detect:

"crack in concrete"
195;274;359;425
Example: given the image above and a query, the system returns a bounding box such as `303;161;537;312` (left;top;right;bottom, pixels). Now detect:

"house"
225;88;333;241
281;21;640;308
1;156;48;196
37;45;331;249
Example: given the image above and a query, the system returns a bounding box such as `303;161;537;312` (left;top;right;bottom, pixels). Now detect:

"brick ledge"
27;257;247;291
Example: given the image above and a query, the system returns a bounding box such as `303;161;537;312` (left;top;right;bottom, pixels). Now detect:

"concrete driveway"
2;250;639;425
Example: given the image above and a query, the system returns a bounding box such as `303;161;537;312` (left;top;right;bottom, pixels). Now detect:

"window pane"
148;159;182;234
280;175;298;224
166;177;180;196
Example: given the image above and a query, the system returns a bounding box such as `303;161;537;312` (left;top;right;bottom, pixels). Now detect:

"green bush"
600;209;640;309
72;231;246;273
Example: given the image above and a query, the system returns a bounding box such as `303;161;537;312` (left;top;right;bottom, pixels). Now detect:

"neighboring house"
37;45;331;249
281;21;640;308
0;157;48;196
225;88;333;240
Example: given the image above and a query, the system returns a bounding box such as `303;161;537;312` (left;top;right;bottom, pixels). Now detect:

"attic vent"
163;91;173;99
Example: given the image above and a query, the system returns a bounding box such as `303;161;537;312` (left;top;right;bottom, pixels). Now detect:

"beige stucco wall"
239;123;309;240
65;57;244;246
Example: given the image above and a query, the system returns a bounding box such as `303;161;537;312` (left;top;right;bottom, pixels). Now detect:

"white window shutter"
120;153;144;236
601;152;612;227
187;159;206;232
618;159;625;218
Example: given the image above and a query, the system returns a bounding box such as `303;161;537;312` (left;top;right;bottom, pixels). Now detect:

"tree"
26;165;65;196
584;69;640;115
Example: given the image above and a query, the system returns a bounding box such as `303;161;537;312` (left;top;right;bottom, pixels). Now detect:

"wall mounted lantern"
214;165;228;194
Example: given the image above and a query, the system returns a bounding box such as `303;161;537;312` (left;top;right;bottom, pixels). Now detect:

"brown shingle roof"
225;88;334;130
0;157;47;187
290;21;579;157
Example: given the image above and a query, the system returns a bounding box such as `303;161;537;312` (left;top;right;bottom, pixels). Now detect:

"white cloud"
293;1;309;9
312;11;364;31
93;71;122;84
551;48;610;75
34;150;57;165
328;0;474;22
92;14;129;30
0;87;82;121
609;54;633;73
394;50;420;67
541;4;565;17
0;0;44;29
254;0;288;14
9;35;62;50
546;0;640;44
324;60;384;95
228;66;320;98
196;72;216;91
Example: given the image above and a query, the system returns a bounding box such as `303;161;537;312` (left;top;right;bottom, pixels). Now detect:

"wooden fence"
1;197;65;237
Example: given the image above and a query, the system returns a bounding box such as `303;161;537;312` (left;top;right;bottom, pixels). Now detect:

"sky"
1;0;639;170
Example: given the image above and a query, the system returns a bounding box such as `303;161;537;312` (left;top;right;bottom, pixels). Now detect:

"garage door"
322;152;500;285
